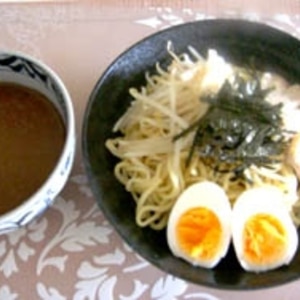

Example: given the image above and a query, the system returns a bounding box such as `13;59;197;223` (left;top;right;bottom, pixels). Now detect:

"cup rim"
0;50;76;226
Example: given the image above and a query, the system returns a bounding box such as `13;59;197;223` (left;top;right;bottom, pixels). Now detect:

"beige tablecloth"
0;1;300;299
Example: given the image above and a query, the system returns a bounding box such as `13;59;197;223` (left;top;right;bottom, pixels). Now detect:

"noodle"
105;45;300;230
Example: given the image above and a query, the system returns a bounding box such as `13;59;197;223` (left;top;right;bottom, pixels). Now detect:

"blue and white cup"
0;51;76;234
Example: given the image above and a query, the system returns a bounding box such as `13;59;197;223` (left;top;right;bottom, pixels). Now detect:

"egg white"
167;181;232;268
232;186;298;272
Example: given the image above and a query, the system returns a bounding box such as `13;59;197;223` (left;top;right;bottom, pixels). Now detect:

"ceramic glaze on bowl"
82;19;300;290
0;51;75;234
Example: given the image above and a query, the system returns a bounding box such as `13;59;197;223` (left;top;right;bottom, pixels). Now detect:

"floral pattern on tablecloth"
0;161;222;300
0;2;300;299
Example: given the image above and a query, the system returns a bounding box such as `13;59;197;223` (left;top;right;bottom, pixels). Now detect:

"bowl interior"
82;19;300;290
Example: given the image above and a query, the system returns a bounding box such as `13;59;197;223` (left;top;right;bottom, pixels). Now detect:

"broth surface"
0;83;65;215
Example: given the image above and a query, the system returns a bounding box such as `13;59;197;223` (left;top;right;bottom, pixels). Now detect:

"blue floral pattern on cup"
0;52;75;234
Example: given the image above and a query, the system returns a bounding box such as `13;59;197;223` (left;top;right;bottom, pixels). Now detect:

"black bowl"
82;19;300;290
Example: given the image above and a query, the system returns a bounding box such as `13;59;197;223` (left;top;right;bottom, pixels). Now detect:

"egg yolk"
243;213;287;265
176;207;222;261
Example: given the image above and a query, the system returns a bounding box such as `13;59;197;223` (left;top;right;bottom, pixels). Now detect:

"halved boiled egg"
167;181;231;268
232;186;298;272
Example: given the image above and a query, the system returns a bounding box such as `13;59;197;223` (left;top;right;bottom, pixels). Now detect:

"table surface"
1;1;300;299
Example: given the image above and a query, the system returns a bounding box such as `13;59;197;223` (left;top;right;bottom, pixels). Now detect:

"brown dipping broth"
0;83;65;215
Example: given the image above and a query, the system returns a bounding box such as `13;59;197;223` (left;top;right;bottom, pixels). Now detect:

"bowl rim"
0;50;76;228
